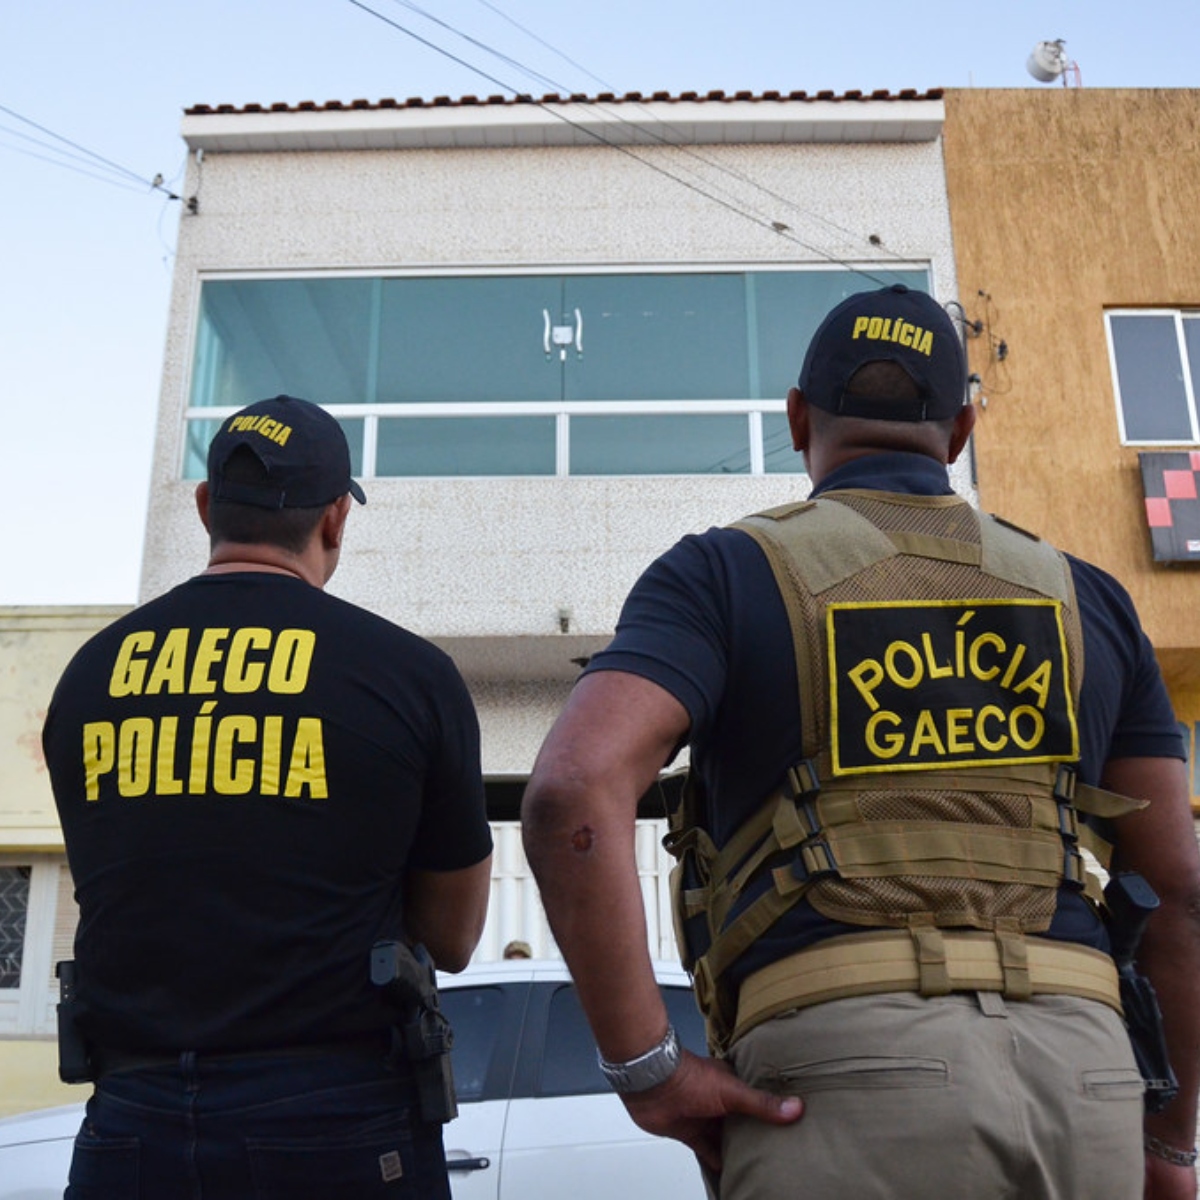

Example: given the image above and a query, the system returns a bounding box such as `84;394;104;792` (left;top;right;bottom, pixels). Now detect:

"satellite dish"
1027;39;1068;83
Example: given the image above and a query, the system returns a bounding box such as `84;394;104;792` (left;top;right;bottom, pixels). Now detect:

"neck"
203;543;325;589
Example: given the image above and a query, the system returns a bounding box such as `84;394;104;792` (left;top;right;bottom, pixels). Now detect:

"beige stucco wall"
144;130;962;635
0;607;130;850
140;109;967;777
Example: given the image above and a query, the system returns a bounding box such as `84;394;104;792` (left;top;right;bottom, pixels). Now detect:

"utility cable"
347;0;897;284
405;0;909;260
0;102;182;200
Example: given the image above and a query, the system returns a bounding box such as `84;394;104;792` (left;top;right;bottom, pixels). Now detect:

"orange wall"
943;88;1200;804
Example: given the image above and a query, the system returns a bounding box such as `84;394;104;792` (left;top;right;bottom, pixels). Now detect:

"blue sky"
2;0;1197;604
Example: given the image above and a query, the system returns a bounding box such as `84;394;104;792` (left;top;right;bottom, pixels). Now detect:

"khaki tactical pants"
723;991;1144;1200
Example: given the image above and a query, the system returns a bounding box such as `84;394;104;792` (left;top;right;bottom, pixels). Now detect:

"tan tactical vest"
665;490;1144;1054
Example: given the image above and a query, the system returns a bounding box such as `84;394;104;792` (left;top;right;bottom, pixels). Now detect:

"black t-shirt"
586;452;1185;980
43;572;492;1053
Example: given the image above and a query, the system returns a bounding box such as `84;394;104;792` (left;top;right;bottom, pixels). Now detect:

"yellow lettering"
969;632;1005;681
867;316;884;339
865;710;904;758
268;630;315;694
117;717;154;797
109;631;154;697
224;628;271;693
1013;659;1053;708
144;628;190;695
852;317;870;339
945;708;974;754
261;715;283;795
976;705;1008;751
212;715;256;794
189;628;230;694
909;709;946;756
284;718;328;798
898;321;914;347
884;640;923;689
1000;642;1026;689
847;658;886;711
921;632;953;680
189;700;218;793
155;716;184;795
915;330;933;355
1010;705;1045;750
82;722;115;800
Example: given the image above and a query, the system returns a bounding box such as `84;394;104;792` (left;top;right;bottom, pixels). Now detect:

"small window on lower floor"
0;866;31;988
0;857;77;1036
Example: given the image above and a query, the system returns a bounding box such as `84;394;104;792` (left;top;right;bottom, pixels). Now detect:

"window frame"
1105;308;1200;446
0;855;70;1037
183;263;932;480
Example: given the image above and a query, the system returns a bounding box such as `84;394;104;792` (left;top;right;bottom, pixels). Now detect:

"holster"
55;961;95;1084
370;941;458;1123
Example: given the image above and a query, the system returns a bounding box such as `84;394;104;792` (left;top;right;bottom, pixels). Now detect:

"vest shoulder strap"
733;498;896;595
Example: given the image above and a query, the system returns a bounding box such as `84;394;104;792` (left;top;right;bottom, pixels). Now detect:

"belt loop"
994;921;1032;1000
907;915;951;996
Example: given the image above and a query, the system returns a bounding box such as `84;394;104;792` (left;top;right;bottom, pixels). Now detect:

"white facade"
143;92;967;959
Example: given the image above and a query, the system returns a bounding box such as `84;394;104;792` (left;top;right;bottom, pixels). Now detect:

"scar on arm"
571;825;595;852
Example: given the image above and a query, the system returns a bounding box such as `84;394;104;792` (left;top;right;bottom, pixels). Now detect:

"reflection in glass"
762;412;805;474
572;414;750;475
1110;315;1193;442
377;417;555;477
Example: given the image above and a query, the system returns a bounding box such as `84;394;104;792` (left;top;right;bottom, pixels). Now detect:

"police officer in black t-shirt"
44;395;493;1200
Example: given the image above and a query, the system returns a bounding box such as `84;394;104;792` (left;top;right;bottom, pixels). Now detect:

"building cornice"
181;89;945;152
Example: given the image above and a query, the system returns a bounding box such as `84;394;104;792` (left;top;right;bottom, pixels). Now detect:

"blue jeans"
65;1047;450;1200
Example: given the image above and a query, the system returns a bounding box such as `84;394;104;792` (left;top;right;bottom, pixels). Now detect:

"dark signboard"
1139;451;1200;563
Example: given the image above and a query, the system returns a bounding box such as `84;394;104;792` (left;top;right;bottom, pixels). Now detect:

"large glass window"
188;267;929;478
1107;310;1200;444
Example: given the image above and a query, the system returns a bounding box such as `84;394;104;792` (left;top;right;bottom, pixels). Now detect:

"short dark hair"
206;447;327;554
844;360;921;402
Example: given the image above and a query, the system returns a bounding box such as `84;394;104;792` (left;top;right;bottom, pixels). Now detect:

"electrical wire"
0;132;152;194
347;0;900;284
0;102;182;199
470;0;616;93
394;0;910;264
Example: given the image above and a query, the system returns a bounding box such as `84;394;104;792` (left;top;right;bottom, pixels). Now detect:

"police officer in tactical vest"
523;286;1200;1200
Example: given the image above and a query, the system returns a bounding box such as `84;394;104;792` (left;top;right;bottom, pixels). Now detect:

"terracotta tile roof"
184;88;943;116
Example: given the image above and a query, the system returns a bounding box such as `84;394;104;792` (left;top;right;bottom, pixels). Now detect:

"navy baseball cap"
799;284;967;422
207;395;367;509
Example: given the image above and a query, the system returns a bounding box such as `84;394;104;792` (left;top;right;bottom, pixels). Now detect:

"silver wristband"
597;1025;682;1094
1144;1134;1199;1167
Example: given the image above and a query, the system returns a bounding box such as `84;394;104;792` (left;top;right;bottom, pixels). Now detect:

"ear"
195;482;212;532
947;403;978;464
321;494;352;550
787;387;811;452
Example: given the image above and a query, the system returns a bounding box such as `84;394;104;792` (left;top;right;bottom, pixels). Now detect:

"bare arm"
522;670;801;1172
1105;757;1200;1199
404;855;493;973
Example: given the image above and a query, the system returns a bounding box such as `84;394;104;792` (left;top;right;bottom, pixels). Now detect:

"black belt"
94;1033;394;1078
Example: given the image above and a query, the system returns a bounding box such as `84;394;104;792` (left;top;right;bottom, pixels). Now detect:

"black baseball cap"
798;284;967;422
207;395;367;509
